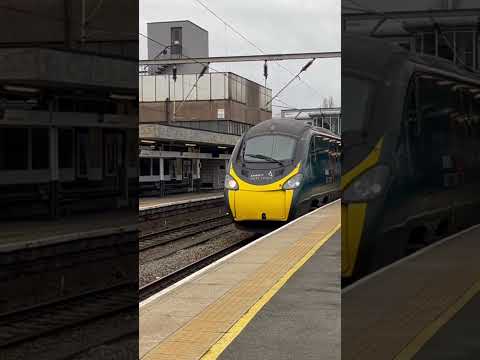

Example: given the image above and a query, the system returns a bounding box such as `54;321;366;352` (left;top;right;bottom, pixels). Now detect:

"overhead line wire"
192;0;325;99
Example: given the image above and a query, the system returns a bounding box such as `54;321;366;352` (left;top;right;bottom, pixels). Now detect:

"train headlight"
343;165;389;202
283;173;304;190
224;174;239;190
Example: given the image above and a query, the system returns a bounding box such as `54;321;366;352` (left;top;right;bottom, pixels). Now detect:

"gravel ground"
139;225;254;287
139;206;226;236
140;225;233;263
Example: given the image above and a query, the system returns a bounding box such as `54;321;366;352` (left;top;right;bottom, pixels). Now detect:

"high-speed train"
224;118;341;232
342;34;480;283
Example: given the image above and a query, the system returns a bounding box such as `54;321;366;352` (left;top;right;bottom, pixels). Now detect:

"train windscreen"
243;135;296;163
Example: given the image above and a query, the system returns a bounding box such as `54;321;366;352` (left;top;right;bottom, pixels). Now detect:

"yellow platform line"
394;278;480;360
200;223;341;360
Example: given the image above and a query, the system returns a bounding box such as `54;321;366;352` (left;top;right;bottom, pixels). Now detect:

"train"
224;118;341;233
342;34;480;282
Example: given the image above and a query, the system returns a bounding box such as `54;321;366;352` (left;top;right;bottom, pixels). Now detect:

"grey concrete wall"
147;21;209;74
200;159;227;189
0;48;137;90
140;100;271;124
140;124;240;146
0;0;137;59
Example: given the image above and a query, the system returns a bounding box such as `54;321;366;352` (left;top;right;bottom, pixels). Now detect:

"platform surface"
342;224;480;360
219;231;340;360
139;200;340;360
0;209;136;252
140;191;224;210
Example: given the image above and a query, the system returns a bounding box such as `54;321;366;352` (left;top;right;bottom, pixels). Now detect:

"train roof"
344;33;480;87
245;118;340;139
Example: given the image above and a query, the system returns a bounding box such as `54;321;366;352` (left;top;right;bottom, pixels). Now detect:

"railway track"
139;235;258;302
1;228;138;359
0;285;135;348
140;214;232;251
139;196;225;222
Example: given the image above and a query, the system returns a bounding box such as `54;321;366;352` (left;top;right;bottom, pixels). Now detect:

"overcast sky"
139;0;340;114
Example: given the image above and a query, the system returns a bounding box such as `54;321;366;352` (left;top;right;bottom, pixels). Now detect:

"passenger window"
313;136;330;182
0;127;29;170
407;74;480;188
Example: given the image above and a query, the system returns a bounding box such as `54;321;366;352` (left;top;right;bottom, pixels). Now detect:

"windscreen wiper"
244;153;284;165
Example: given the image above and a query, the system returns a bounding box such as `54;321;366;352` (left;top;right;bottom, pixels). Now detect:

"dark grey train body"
225;118;341;233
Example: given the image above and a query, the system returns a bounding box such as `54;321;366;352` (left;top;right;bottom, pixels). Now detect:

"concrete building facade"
139;20;272;195
147;20;209;74
140;71;272;134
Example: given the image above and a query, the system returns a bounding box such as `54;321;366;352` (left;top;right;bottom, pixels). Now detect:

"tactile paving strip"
342;225;480;360
141;202;340;359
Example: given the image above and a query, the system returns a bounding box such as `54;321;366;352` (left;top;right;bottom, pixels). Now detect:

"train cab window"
243;135;296;162
152;158;160;175
59;129;74;169
0;127;29;170
31;128;49;169
140;158;151;176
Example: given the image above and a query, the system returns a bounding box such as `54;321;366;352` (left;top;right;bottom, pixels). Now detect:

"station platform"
343;224;480;360
139;200;341;360
140;191;224;211
0;209;136;252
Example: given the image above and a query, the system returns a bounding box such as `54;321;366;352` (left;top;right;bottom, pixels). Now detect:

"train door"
305;137;316;203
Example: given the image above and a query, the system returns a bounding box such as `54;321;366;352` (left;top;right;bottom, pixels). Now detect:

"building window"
0;127;29;170
455;31;474;68
31;128;49;169
140;158;151;176
59;129;74;169
438;31;454;62
171;27;182;55
423;32;436;56
77;131;89;178
152;158;160;175
164;159;171;175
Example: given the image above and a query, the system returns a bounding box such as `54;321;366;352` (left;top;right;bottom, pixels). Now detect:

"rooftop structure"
146;20;209;75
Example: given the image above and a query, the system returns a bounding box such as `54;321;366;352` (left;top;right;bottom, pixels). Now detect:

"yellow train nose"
230;189;294;221
341;203;367;278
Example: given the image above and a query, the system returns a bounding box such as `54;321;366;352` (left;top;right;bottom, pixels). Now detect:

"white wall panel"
169;76;183;101
142;76;155;102
155;75;169;101
236;76;242;102
211;73;227;99
183;74;197;101
197;74;211;100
